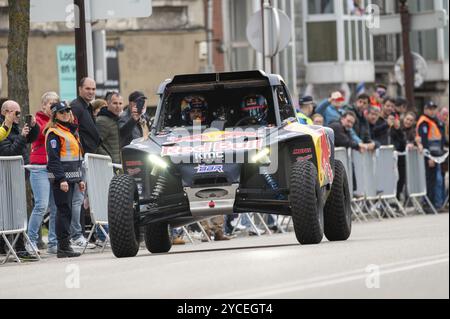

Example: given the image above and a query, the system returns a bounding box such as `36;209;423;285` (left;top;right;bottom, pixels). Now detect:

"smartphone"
25;114;33;127
136;98;145;114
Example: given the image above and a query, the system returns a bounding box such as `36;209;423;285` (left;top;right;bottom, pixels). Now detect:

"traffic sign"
246;7;292;57
31;0;152;22
370;10;448;36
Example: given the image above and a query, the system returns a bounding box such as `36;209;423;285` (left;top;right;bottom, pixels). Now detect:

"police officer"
45;101;85;258
416;101;447;211
297;96;314;125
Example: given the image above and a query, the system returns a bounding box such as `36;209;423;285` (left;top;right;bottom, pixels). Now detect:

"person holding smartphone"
118;91;151;148
0;100;39;163
0;100;40;258
45;101;85;258
0;108;14;142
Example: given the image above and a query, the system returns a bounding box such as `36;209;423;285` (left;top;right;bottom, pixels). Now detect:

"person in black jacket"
329;111;372;194
329;111;366;152
0;100;39;257
70;77;100;154
70;77;100;246
118;91;151;148
373;97;398;145
344;94;372;141
45;102;85;258
0;100;39;162
395;112;423;200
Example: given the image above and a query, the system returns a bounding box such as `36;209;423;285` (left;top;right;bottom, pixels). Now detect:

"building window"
307;21;338;62
228;0;257;70
305;0;373;63
344;19;372;61
410;30;438;61
308;0;334;14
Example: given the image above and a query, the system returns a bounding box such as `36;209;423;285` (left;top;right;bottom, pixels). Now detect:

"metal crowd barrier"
404;148;438;215
0;156;40;263
376;146;407;217
82;153;117;253
335;147;353;195
352;150;383;220
231;213;272;236
334;148;366;222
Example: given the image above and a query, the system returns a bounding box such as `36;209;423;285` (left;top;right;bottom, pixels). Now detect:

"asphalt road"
0;214;448;299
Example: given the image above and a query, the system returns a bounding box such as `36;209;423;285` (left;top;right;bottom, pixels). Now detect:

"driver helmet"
181;95;208;125
240;94;268;123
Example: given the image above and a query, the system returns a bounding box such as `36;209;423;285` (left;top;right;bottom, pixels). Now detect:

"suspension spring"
262;171;285;200
151;175;168;201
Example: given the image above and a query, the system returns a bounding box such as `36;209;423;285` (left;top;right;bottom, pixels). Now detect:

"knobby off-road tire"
290;160;324;245
324;160;352;241
144;222;172;253
108;175;140;258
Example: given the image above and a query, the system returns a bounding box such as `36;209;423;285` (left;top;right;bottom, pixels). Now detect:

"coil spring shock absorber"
261;169;285;200
151;174;168;202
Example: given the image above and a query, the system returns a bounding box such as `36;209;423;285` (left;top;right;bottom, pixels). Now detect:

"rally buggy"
108;70;352;258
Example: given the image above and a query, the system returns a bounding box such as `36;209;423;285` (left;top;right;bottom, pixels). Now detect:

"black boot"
57;240;81;258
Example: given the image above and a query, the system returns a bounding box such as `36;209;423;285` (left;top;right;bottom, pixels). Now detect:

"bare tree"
7;0;30;114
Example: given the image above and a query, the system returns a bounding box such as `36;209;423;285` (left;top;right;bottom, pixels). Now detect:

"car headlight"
148;154;168;169
251;148;271;164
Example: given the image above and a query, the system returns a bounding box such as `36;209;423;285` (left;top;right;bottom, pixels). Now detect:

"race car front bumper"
184;184;239;216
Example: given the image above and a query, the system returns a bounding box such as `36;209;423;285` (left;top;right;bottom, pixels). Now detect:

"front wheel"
108;174;140;258
290;160;324;245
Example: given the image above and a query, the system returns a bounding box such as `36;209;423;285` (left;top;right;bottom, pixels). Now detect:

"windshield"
157;85;277;131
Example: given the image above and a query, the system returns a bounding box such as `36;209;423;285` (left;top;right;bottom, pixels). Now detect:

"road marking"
210;253;449;298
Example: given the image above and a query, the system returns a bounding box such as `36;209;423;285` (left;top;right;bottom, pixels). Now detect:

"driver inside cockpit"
239;94;268;126
181;95;208;126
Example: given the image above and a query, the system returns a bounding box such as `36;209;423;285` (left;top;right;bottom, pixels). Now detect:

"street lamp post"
399;0;416;111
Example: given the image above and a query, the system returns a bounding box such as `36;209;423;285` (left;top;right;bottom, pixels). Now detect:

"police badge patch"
50;139;57;149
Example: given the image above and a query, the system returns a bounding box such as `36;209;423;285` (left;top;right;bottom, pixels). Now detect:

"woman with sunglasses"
45;101;85;258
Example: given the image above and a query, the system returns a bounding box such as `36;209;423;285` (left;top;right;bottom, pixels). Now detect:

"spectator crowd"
297;85;449;214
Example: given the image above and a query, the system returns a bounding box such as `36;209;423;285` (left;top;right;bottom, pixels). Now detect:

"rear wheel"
290;160;324;245
108;175;140;258
324;160;352;241
144;222;172;253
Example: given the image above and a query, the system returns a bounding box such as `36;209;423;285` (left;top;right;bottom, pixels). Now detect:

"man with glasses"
0;100;39;161
0;100;40;258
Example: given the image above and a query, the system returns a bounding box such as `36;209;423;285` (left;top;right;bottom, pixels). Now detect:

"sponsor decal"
319;129;333;184
292;148;312;155
161;140;263;156
194;152;224;162
285;123;333;186
195;165;224;174
167;131;260;143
